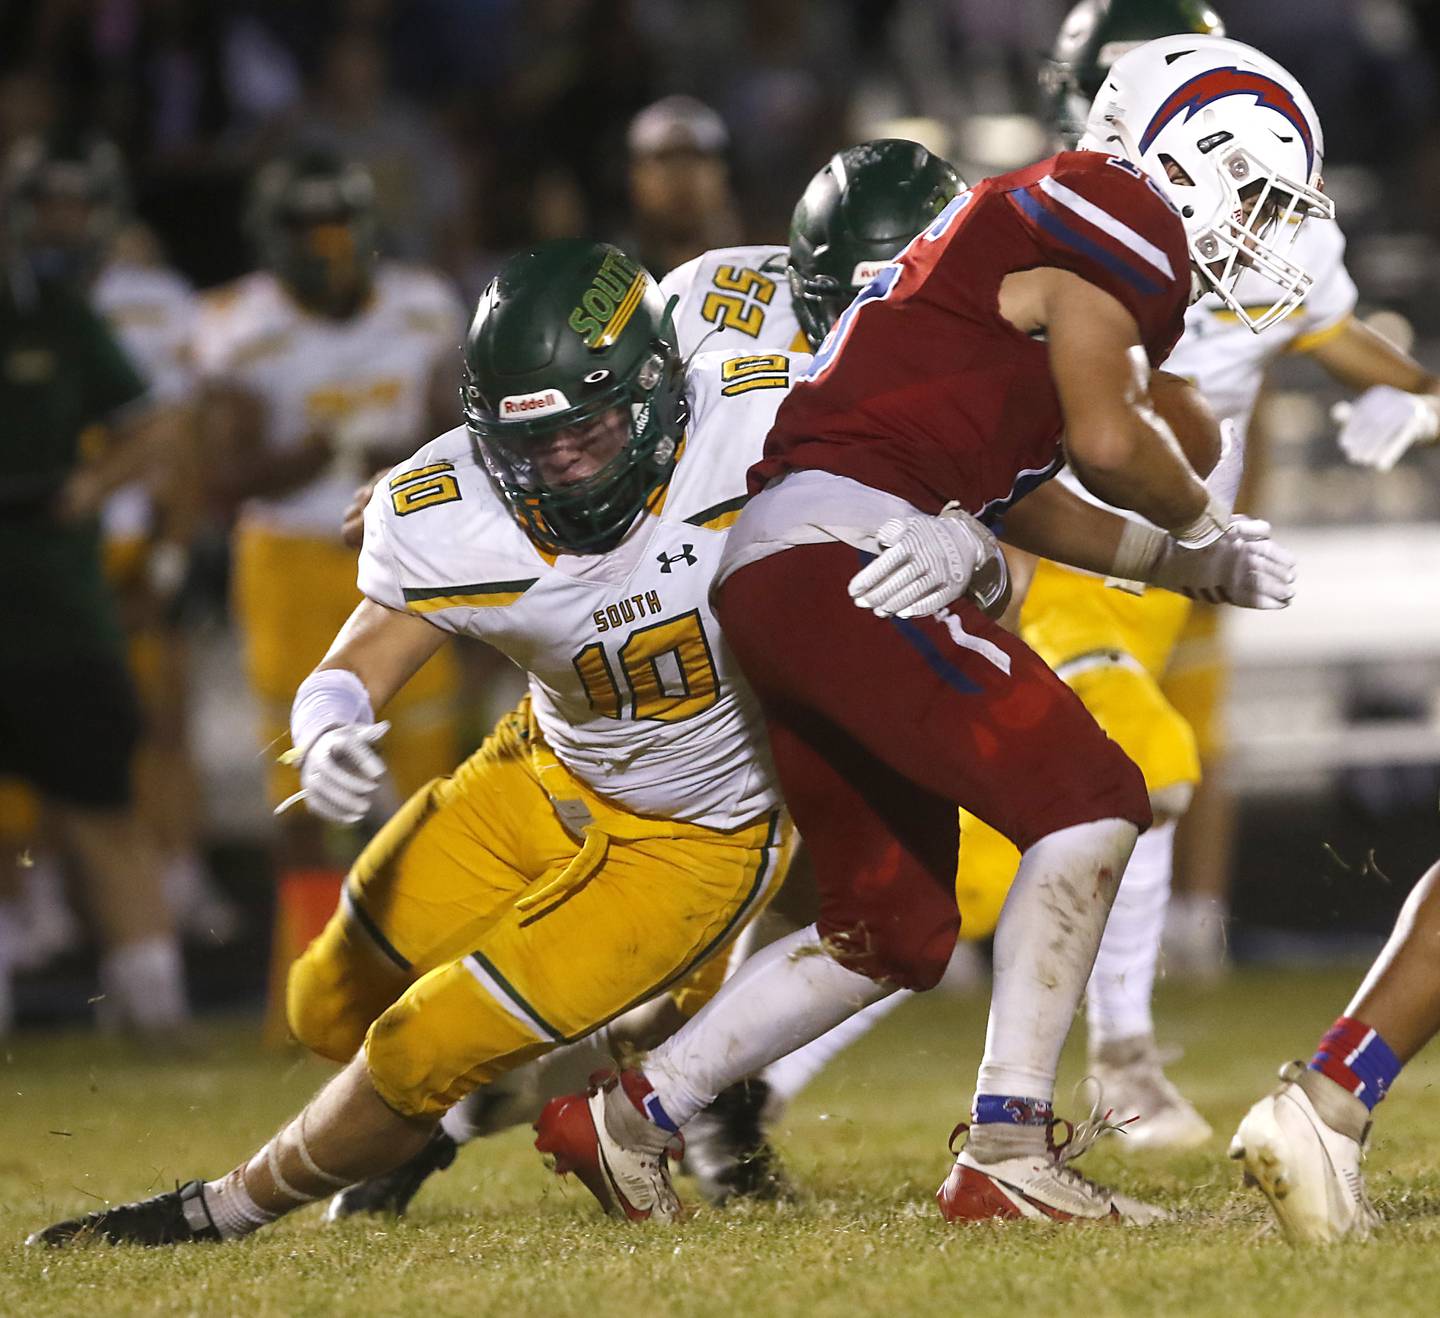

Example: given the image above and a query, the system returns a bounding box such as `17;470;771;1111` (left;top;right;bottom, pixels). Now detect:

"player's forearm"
314;598;449;713
213;433;333;505
998;481;1128;576
1066;407;1210;536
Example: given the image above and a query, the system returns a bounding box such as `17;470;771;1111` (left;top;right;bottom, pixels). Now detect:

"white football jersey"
1168;219;1357;448
659;245;810;359
94;261;199;541
194;263;466;538
359;349;807;828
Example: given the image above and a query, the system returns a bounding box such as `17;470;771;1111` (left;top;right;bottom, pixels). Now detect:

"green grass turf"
5;964;1440;1317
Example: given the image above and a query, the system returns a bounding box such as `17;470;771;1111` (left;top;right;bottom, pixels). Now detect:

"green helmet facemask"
462;240;687;555
787;138;964;349
1042;0;1225;147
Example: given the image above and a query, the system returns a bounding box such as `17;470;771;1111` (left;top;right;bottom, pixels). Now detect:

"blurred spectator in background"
619;95;740;277
0;131;192;1038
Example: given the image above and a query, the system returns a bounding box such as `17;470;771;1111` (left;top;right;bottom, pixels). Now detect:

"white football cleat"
1230;1061;1379;1243
1090;1035;1213;1152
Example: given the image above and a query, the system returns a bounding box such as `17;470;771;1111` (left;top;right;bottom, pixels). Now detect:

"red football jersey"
753;150;1191;519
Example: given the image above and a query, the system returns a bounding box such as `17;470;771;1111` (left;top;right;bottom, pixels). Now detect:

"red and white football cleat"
534;1069;684;1223
937;1102;1169;1225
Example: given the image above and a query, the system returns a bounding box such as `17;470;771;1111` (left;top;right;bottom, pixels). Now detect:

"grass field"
5;964;1440;1317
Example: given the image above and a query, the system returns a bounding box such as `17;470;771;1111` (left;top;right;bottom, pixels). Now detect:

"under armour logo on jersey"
657;545;697;573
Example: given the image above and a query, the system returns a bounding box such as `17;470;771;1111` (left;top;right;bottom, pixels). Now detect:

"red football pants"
716;543;1150;990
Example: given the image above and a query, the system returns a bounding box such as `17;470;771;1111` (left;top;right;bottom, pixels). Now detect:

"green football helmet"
787;139;964;349
462;240;686;555
2;131;127;287
1042;0;1225;147
248;147;377;316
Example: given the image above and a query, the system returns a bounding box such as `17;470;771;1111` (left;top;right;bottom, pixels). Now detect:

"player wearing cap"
620;96;742;280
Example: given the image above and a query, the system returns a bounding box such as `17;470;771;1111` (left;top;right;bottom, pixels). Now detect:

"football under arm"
314;598;451;713
1038;269;1214;537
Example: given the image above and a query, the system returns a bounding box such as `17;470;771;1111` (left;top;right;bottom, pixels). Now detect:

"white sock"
975;818;1136;1104
97;935;189;1032
199;1172;277;1240
646;924;892;1128
762;990;910;1104
1086;819;1175;1047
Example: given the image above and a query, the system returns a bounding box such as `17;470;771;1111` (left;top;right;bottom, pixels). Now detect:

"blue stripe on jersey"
977;453;1064;525
1012;186;1164;297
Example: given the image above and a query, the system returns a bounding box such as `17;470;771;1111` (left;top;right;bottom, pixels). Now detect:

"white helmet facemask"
1080;35;1335;333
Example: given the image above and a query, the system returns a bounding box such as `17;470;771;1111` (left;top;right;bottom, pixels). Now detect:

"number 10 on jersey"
573;609;720;723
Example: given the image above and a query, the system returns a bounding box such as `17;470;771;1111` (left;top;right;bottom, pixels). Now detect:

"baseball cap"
627;96;729;158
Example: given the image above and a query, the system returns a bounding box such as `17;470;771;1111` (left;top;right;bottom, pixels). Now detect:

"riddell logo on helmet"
850;259;893;287
499;388;570;417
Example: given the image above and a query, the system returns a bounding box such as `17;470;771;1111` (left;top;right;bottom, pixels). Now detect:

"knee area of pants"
824;921;955;992
286;956;369;1063
361;1009;450;1119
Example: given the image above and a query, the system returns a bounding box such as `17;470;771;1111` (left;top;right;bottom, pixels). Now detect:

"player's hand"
341;470;388;549
1150;517;1296;610
848;505;1000;619
298;721;390;824
1334;386;1440;472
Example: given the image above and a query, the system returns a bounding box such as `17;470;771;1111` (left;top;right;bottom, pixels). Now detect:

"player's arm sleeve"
356;483;411;614
1006;156;1190;358
1287;224;1358;353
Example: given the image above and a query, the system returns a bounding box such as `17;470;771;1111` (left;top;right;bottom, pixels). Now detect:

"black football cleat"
28;1179;222;1247
325;1128;458;1220
682;1078;794;1206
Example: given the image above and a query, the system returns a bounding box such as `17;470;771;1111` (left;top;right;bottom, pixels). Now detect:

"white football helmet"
1079;34;1334;332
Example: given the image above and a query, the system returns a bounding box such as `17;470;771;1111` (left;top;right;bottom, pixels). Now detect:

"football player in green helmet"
462;240;687;555
786;139;964;349
1043;0;1225;146
659;138;964;361
3;130;127;288
247;146;378;318
28;234;806;1246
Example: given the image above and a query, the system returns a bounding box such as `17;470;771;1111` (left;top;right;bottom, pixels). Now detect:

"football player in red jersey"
534;35;1329;1225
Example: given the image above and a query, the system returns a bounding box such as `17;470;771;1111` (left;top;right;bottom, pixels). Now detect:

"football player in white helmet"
1079;33;1333;329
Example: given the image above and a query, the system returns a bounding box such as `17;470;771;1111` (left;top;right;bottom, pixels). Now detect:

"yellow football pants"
1160;600;1227;763
288;699;790;1117
956;561;1201;941
232;523;460;804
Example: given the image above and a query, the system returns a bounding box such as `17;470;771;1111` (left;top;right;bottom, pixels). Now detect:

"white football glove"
848;504;1001;619
1333;386;1440;472
1150;517;1296;610
299;721;390;824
